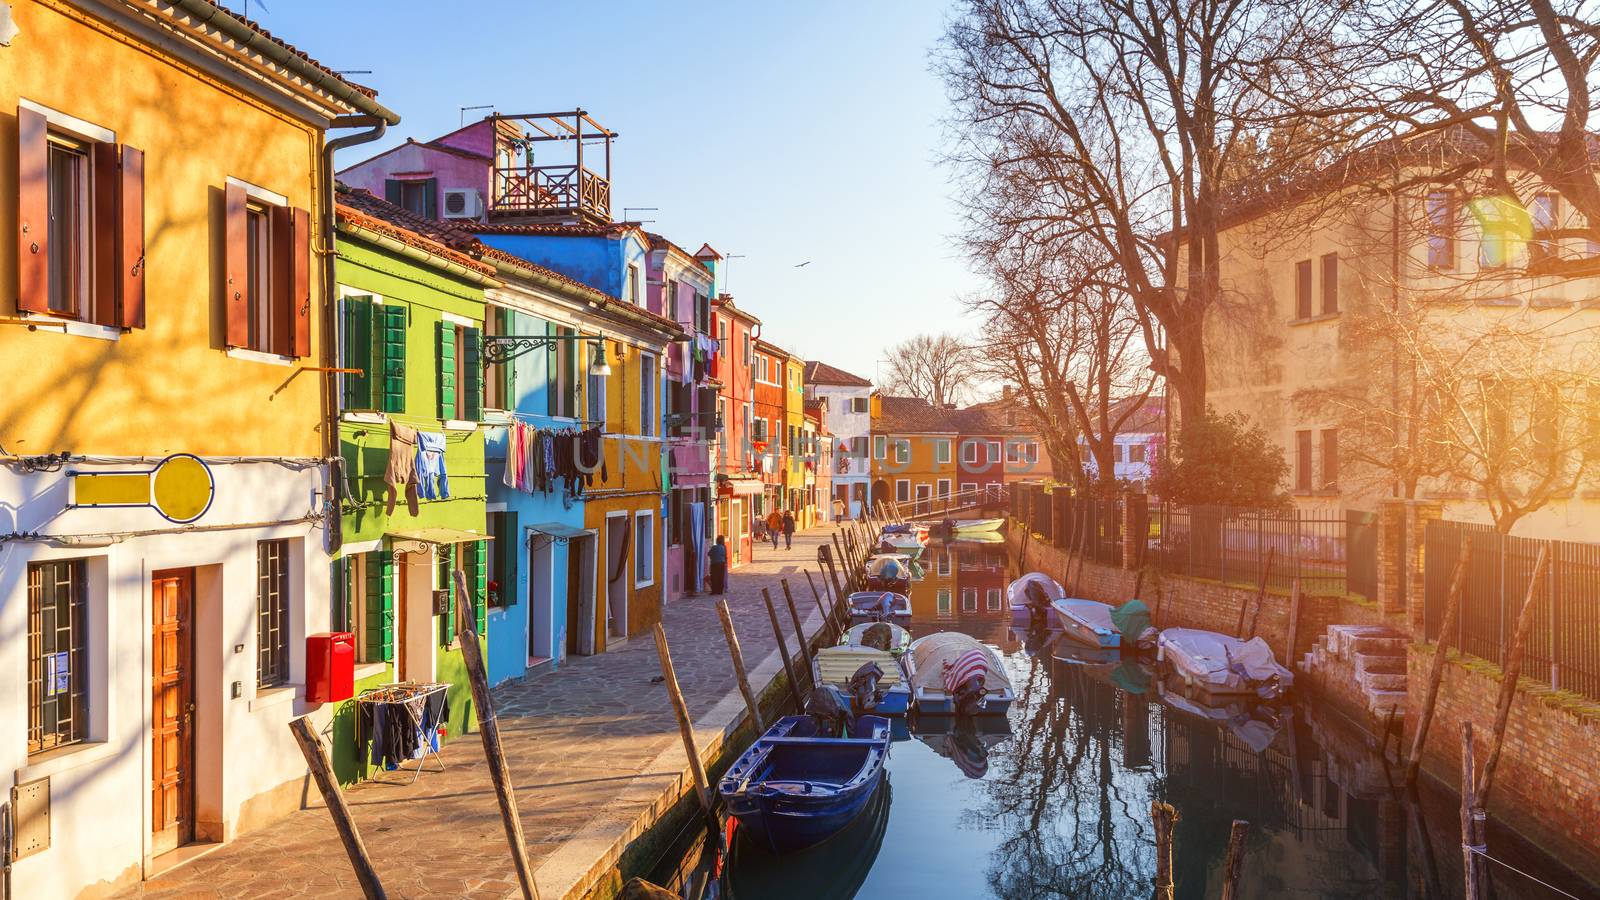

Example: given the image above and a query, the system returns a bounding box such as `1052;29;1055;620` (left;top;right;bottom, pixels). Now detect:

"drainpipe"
320;115;387;569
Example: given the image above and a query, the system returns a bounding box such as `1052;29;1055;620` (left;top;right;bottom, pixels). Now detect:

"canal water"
650;539;1596;899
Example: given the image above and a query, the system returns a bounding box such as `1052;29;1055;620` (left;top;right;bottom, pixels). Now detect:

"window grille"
28;559;87;754
257;540;290;687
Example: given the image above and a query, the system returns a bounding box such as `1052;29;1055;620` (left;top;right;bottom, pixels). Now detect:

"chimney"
1001;384;1013;400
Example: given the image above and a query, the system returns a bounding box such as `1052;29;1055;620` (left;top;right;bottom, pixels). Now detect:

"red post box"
306;631;354;703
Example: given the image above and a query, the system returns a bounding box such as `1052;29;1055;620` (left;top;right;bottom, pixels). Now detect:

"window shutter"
366;549;394;663
341;296;374;409
494;512;519;607
437;321;457;420
92;142;120;326
385;179;402;206
462;326;482;421
224;182;249;347
379;304;406;413
439;546;455;645
1321;253;1338;315
1295;259;1312;319
473;539;488;635
1322;428;1339;490
17;106;49;314
270;205;294;356
118;146;145;329
423;178;439;220
290;206;311;357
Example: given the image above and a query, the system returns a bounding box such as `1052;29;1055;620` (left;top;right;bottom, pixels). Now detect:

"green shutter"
341;296;374;410
473;539;489;635
495;513;518;607
423;178;439;219
438;546;455;645
379;304;406;414
437;321;457;421
385;179;402;206
366;550;394;663
463;326;483;421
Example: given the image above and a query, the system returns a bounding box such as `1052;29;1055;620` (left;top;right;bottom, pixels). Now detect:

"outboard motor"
846;662;885;717
951;673;988;718
1023;581;1052;630
805;684;851;737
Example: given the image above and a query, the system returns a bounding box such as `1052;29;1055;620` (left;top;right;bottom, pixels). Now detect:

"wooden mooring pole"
1238;547;1275;639
803;570;834;640
716;599;764;733
781;579;814;673
1220;819;1251;900
1477;544;1550;806
1406;539;1473;785
288;717;387;900
762;588;806;708
652;623;721;846
1459;720;1486;900
453;571;540;900
1284;577;1304;672
1151;801;1178;900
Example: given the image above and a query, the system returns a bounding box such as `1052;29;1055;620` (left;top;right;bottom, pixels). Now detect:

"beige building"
1177;134;1600;539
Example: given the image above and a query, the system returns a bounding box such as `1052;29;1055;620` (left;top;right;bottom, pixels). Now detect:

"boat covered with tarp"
847;591;911;625
718;714;891;854
1007;572;1065;629
1156;628;1293;699
905;632;1015;716
842;621;912;656
862;554;912;592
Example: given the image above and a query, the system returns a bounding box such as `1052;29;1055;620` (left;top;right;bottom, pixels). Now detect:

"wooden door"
151;569;194;854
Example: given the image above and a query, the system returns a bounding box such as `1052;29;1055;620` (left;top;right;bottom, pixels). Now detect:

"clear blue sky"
230;0;981;384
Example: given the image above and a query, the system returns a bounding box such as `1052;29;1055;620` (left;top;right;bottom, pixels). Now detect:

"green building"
327;186;499;782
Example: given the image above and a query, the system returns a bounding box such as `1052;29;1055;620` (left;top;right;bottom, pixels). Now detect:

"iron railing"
1150;505;1355;595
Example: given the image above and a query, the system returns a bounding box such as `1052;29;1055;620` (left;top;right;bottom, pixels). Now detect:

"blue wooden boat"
718;715;891;854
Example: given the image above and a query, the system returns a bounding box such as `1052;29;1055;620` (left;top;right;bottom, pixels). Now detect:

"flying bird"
794;261;811;268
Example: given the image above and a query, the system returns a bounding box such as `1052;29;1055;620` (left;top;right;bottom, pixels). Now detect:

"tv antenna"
460;104;495;127
623;207;658;224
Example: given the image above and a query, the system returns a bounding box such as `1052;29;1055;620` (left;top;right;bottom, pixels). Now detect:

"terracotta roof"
185;1;378;99
712;295;761;325
803;360;871;387
335;187;493;275
694;243;722;260
958;398;1038;436
875;396;957;434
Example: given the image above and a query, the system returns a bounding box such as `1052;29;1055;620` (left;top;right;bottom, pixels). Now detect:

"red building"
712;294;761;567
752;338;788;523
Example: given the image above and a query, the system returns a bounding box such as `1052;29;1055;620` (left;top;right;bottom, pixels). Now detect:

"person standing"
766;508;783;549
708;536;728;595
781;509;796;549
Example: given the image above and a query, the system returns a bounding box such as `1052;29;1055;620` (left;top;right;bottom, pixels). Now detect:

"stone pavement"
117;528;844;900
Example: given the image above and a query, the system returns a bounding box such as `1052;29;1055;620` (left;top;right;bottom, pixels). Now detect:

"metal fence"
1424;519;1600;702
1148;505;1359;596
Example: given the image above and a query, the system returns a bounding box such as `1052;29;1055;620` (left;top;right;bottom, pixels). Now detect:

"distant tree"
881;333;978;408
1149;408;1291;509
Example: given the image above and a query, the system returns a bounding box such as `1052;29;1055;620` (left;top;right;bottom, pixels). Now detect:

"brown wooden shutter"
119;146;145;329
269;204;292;356
223;182;248;347
92;142;120;326
290;206;310;358
17;107;50;314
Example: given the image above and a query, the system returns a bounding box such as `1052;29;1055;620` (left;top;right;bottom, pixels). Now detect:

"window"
987;440;1001;464
1426;191;1456;269
400;180;429;217
987;588;1002;611
668;490;684;545
1295;259;1313;319
850;396;869;414
587;368;608;425
487;511;515;608
962;588;977;612
28;559;87;755
627;264;641;304
937;478;951;498
257;540;290;688
386;177;437;218
1321;428;1339;491
873;435;886;460
1025;443;1039;463
1530;193;1559;265
935;439;952;464
18;105;145;329
436;320;482;421
339;295;403;413
1006;441;1022;464
936;589;952;617
484;307;507;411
894;440;909;465
1321;253;1338;315
961;482;977;497
640;352;658;436
1115;443;1126;463
224;180;310;357
1130;443;1147;464
1295;430;1314;492
666;279;678;321
937;552;951;576
636;511;656;587
895;479;910;503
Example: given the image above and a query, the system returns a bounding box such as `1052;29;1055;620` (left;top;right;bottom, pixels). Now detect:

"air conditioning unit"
441;188;483;219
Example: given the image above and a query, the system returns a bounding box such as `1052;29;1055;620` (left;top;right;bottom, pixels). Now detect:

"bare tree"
881;332;978;408
939;0;1346;427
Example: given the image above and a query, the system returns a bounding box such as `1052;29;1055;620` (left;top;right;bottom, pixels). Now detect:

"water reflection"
654;540;1594;899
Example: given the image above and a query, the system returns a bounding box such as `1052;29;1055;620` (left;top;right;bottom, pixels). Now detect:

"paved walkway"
119;528;843;900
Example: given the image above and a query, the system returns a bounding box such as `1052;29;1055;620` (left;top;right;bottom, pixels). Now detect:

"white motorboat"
1156;628;1293;699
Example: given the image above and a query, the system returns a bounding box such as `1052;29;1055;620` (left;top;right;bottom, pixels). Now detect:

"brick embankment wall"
1005;522;1380;666
1405;645;1600;886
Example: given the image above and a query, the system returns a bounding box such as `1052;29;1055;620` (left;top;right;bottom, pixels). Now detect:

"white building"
804;361;875;518
1080;397;1167;490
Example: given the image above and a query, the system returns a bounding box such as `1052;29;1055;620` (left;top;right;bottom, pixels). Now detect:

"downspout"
320;115;387;569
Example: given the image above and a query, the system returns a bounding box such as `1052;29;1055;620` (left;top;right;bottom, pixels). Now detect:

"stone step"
1355;654;1407;676
1360;670;1408;693
1349;635;1408;657
1366;688;1408;714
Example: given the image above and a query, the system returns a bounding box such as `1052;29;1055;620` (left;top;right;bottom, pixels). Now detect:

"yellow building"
870;394;960;516
1176;135;1600;539
0;2;397;896
782;351;810;524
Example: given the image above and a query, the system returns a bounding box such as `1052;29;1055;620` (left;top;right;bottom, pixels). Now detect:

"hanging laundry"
415;431;450;500
384;421;421;516
503;421;525;491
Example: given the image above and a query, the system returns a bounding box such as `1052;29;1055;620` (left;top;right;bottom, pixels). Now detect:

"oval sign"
151;454;215;523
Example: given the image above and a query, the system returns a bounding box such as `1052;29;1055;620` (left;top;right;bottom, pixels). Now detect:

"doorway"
528;538;554;665
151;568;194;856
915;483;932;517
604;514;630;645
566;534;597;657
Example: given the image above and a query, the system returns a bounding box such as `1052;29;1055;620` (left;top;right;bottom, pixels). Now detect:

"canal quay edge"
1004;505;1600;890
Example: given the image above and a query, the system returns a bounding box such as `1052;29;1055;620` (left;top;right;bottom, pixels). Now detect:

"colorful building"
0;1;396;895
752;338;787;522
782;350;809;520
713;296;762;566
330;188;494;776
804;403;832;527
871;395;960;516
804;361;875;518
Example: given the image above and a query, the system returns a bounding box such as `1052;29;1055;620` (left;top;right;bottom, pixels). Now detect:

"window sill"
18;739;117;782
635;579;656;590
1291;489;1341;498
1287;311;1341;326
1473;297;1522;308
352;662;389;683
343;412;387;425
443;420;478;432
19;315;122;341
249;683;301;711
227;347;293;366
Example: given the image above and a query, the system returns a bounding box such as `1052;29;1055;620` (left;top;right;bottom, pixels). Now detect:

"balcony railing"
492;164;611;220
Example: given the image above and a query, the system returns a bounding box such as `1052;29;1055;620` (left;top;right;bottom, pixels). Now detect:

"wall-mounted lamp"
588;339;612;377
483;330;613;380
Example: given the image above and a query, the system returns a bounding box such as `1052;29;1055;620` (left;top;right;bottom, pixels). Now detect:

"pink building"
713;295;761;568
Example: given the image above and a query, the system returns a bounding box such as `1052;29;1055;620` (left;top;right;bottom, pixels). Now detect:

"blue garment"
415;432;450;500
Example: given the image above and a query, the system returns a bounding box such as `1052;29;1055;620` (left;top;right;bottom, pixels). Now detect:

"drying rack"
354;681;450;784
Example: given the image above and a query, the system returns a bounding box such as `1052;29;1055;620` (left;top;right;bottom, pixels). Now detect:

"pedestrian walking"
708;536;728;595
766;509;782;549
781;509;796;549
